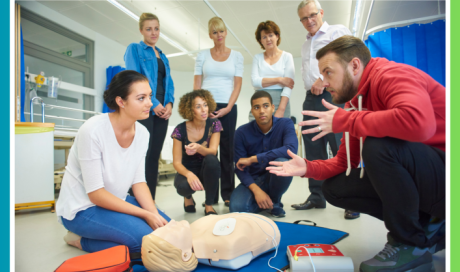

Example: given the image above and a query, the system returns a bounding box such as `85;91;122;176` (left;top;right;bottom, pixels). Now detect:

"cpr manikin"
141;220;198;272
191;213;281;270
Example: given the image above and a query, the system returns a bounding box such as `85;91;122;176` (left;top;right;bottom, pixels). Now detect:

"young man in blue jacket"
230;91;298;217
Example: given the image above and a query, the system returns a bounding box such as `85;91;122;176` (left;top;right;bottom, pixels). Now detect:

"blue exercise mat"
132;220;348;272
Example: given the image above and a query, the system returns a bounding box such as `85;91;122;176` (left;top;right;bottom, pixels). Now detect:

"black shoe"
344;210;360;219
202;200;218;207
205;208;218;216
184;198;196;213
224;200;230;207
291;200;326;210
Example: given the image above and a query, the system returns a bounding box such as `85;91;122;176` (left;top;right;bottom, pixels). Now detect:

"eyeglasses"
300;11;320;22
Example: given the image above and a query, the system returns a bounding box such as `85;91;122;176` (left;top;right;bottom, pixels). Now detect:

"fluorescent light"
160;34;188;53
106;0;139;21
107;0;190;56
352;0;363;37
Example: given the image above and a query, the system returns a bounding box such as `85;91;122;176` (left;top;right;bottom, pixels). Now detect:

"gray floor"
15;176;446;272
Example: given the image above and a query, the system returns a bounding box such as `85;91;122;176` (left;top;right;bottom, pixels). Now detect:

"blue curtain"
102;66;126;113
365;20;445;86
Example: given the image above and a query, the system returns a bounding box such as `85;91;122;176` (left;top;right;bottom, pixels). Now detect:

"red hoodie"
304;58;446;180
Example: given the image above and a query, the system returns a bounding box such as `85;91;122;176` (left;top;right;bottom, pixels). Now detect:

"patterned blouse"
171;118;223;168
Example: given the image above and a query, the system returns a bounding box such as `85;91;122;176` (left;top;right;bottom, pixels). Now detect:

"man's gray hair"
297;0;322;12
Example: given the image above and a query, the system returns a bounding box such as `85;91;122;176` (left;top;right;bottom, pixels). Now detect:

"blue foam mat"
132;221;348;272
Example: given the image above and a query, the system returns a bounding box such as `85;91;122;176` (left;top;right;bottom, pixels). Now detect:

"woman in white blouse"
251;20;295;120
193;16;244;207
56;70;168;254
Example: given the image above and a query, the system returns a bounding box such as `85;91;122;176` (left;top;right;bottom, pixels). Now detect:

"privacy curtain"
365;19;445;86
102;66;126;113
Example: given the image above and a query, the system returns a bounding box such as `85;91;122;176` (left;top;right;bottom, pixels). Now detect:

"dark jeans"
214;103;237;202
322;137;445;248
229;158;293;213
174;155;221;205
137;111;169;200
61;196;171;253
302;90;344;205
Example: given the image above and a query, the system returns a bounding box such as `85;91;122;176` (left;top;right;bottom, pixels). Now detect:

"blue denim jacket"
124;41;175;113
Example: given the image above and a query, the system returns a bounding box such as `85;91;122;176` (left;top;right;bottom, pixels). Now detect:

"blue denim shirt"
124;41;175;113
234;117;298;187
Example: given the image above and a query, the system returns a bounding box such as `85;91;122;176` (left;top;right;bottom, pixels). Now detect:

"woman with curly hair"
171;90;222;215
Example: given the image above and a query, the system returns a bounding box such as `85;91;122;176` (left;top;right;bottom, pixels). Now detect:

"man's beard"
330;71;357;104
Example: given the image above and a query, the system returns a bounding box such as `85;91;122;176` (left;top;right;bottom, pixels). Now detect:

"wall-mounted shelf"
25;72;97;96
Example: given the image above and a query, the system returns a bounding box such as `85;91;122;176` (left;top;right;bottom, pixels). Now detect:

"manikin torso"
190;213;281;269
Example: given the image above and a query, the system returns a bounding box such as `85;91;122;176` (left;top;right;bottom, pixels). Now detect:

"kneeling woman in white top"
56;70;169;253
250;20;295;120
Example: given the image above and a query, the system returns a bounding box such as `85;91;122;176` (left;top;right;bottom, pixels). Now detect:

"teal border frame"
4;0;10;271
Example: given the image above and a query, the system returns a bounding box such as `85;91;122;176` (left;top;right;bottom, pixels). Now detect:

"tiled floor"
15;176;446;272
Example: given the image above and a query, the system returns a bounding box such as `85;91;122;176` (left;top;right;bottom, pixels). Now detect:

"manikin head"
316;35;371;104
142;220;197;272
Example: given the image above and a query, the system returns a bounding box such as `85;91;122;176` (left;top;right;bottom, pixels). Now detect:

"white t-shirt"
251;51;295;98
301;22;351;91
194;49;244;104
56;114;149;221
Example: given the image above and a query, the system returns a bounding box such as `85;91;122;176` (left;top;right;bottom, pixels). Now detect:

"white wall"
19;1;309;130
19;0;129;169
18;1;309;167
18;1;127;113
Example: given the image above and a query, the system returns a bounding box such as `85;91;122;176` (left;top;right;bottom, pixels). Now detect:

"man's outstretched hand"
299;99;339;141
266;149;307;177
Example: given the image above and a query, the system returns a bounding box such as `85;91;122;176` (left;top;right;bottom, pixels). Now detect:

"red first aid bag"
55;245;141;272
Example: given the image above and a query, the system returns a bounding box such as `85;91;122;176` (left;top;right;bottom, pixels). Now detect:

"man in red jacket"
267;35;445;272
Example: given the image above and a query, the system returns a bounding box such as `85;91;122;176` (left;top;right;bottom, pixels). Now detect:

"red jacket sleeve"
303;131;361;180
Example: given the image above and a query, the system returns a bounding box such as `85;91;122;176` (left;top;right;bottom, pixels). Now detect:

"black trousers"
323;137;445;248
137;112;169;200
174;155;221;205
301;90;343;205
213;103;237;202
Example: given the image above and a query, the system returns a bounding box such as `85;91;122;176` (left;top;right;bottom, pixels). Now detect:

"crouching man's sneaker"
360;236;434;272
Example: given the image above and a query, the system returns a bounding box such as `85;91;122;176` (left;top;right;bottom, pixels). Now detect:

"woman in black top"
171;90;222;216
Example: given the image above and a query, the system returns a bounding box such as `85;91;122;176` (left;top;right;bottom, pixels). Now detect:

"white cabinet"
15;123;55;211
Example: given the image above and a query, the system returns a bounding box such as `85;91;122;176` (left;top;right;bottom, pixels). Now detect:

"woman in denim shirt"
124;13;174;201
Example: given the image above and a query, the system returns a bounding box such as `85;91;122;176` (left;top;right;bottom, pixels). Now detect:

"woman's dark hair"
103;70;148;111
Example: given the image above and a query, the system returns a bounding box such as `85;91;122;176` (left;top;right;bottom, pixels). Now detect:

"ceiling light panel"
113;0;216;55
